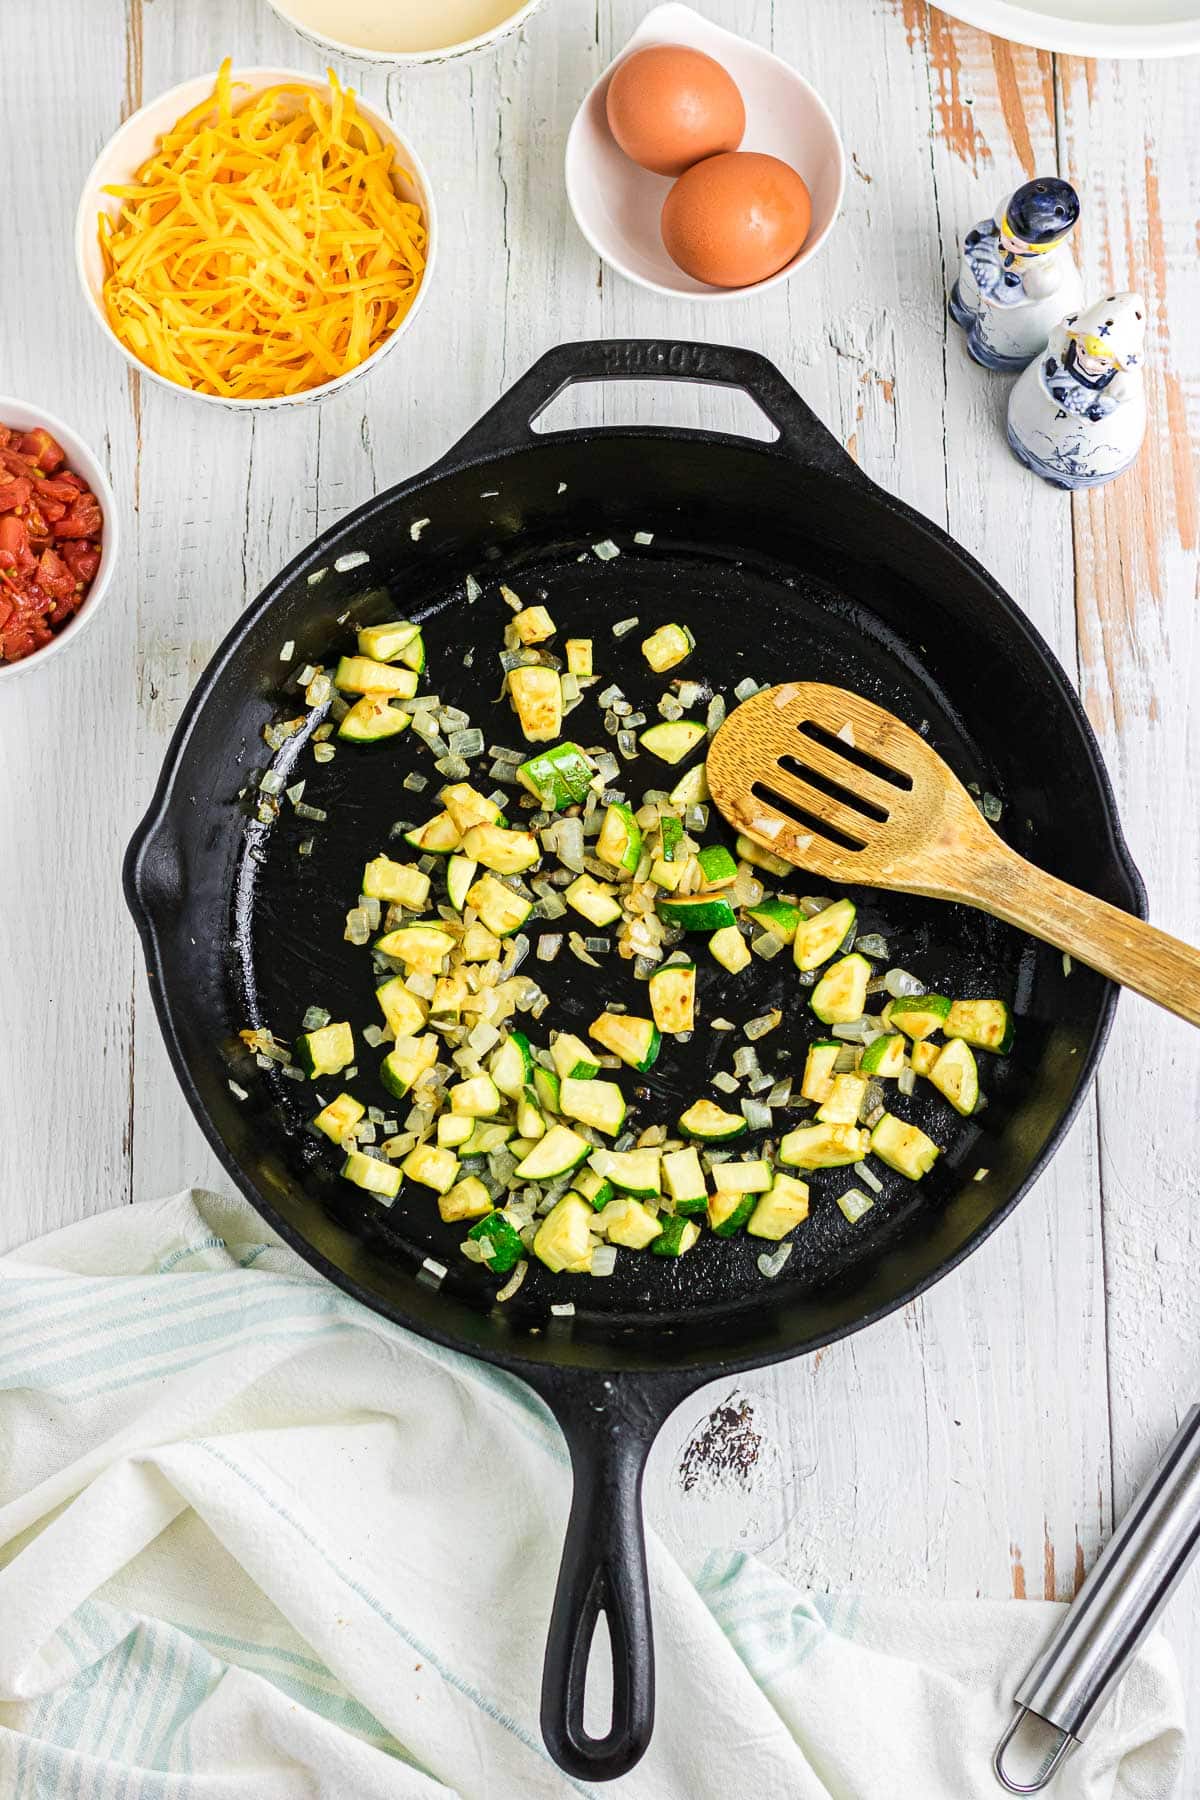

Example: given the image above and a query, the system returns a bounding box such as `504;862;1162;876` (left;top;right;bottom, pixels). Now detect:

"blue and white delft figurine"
949;177;1083;372
1007;292;1147;490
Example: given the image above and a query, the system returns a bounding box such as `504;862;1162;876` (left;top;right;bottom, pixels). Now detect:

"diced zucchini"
889;994;952;1041
860;1033;906;1078
402;1143;460;1194
490;1030;533;1100
641;622;695;673
575;1167;614;1211
910;1039;940;1077
517;742;595;811
712;1159;773;1194
460;1120;514;1156
361;855;430;909
678;1098;747;1142
651;1216;701;1257
735;832;792;876
341;1150;402;1200
657;893;737;932
513;604;556;645
697;845;738;890
295;1020;354;1078
566;638;592;677
551;1032;600;1081
404;812;462;855
707;1188;756;1237
446;854;478;912
375;976;427;1039
441;783;503;835
709;924;751;974
338;695;410;743
659;814;684;861
334;655;419;698
514;1124;590;1179
357;619;421;662
746;898;802;942
928;1038;980;1115
469;1210;524;1274
460;922;502;961
669;763;710;809
661;1146;708;1216
508;664;562;741
648;961;696;1034
437;1112;476;1148
590;1147;662;1197
312;1092;364;1144
461;823;539;874
560;1077;627;1137
599;1198;660;1250
375;924;455;973
449;1073;502;1118
589;1012;661;1073
649;857;683;890
430;971;468;1024
467;873;534;937
639;719;706;764
747;1173;810;1240
533;1065;562;1115
439;1175;493;1223
816;1072;869;1126
516;1089;546;1139
945;998;1014;1055
534;1193;595;1273
778;1122;870;1169
870;1112;939;1179
793;898;857;972
596;802;643;874
800;1040;842;1104
379;1034;438;1098
564;873;622;927
810;953;872;1025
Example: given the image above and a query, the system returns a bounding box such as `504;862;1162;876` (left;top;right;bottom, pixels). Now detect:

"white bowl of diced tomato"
0;399;118;679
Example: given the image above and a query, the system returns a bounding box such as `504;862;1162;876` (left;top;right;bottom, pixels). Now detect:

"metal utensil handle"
995;1404;1200;1793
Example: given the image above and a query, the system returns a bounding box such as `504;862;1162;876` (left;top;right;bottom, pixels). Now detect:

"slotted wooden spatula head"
707;681;994;899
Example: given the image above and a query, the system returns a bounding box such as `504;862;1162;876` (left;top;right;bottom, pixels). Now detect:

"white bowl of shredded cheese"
75;67;437;410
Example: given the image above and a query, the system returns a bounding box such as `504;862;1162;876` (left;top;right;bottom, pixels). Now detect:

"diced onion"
741;1098;772;1131
897;1066;916;1096
854;933;889;959
713;1071;740;1094
837;1187;874;1223
757;1244;792;1279
537;935;563;961
594;540;620;561
854;1160;884;1193
733;677;759;701
590;1245;617;1277
884;968;925;998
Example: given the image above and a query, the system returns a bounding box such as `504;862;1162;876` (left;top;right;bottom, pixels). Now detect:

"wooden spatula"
706;681;1200;1028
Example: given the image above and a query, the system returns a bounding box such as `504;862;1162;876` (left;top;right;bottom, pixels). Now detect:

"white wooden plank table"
1;0;1197;1785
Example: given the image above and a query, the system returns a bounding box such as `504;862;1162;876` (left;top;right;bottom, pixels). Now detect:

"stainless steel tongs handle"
994;1403;1200;1794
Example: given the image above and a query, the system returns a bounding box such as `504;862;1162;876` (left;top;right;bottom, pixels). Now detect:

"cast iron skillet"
125;341;1145;1782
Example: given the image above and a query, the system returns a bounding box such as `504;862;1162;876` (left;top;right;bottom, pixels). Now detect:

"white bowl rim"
263;0;546;64
0;396;120;683
74;66;438;410
564;2;847;303
928;0;1200;59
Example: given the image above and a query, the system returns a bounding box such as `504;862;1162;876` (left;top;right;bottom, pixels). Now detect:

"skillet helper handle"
964;841;1200;1029
994;1405;1200;1794
446;338;858;476
532;1369;687;1782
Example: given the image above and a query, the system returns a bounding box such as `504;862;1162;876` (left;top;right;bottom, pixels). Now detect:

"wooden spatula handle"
964;843;1200;1028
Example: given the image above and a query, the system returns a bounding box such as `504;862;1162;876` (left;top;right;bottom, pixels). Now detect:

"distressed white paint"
0;0;1195;1785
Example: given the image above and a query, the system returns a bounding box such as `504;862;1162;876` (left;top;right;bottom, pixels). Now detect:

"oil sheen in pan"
234;536;1044;1325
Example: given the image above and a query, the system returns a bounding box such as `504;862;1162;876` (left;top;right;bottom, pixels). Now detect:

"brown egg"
661;152;812;288
605;45;745;179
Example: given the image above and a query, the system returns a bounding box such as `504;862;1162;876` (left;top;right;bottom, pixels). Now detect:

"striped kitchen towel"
0;1189;1184;1798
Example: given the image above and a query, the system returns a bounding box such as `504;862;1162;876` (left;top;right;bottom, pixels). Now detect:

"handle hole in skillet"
531;378;781;443
796;717;915;790
751;780;868;853
583;1610;615;1741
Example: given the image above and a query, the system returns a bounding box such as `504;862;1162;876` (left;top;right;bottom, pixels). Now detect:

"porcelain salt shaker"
949;177;1083;372
1007;292;1147;490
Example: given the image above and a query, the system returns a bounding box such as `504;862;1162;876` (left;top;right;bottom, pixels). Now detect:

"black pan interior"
131;429;1142;1372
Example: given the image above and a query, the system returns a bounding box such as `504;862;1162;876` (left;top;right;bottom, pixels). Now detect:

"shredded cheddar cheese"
99;62;427;400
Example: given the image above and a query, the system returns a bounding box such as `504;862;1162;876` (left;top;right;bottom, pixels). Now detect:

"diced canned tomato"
0;420;104;665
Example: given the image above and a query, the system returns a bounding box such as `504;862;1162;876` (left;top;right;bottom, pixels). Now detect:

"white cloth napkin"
0;1188;1183;1799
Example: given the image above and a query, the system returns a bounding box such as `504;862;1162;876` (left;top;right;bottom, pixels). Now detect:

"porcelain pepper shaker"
949;177;1083;372
1007;292;1147;490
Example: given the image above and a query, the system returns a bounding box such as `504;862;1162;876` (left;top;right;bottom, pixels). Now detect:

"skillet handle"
443;339;859;478
524;1365;698;1782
